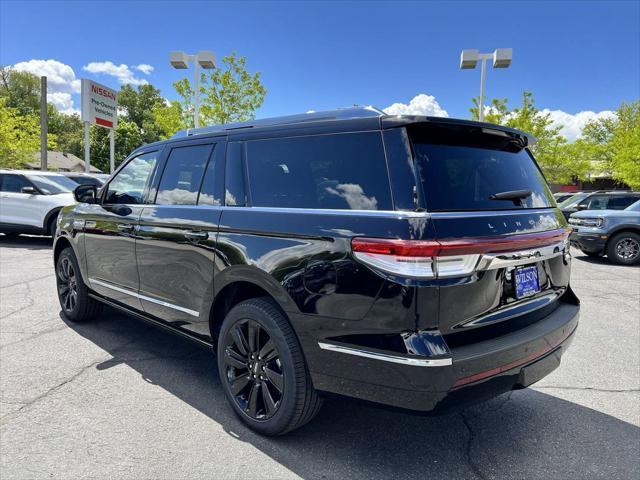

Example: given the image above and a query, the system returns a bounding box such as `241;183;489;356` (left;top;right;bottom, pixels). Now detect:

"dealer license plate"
514;265;540;299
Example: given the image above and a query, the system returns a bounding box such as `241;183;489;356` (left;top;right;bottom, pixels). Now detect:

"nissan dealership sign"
81;79;118;129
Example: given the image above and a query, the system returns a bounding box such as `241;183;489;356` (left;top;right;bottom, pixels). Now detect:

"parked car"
553;191;578;203
569;200;640;265
59;172;105;188
53;108;579;435
0;169;77;237
558;191;640;220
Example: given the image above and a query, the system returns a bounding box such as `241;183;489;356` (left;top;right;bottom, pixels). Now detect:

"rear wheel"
56;247;103;321
217;297;322;435
606;232;640;265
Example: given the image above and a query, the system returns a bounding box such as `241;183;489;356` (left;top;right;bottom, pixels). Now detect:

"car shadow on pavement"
63;307;640;480
0;235;53;250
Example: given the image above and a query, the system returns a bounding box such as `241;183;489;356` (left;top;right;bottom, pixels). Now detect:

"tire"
56;247;103;322
580;249;601;258
606;232;640;266
217;297;322;436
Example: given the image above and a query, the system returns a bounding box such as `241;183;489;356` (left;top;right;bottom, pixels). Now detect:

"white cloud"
12;59;81;115
383;93;448;117
542;109;616;142
135;64;154;75
13;58;81;94
83;61;148;86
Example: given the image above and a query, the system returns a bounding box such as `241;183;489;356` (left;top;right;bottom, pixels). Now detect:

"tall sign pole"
40;76;48;170
81;79;118;174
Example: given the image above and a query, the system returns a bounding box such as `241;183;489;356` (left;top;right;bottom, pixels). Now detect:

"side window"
609;196;638;209
585;195;609;210
1;174;31;193
105;151;158;205
246;132;392;210
155;144;213;205
225;142;246;206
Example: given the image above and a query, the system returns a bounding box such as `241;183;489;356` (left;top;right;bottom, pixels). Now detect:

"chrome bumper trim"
477;241;568;271
90;278;200;317
318;342;453;367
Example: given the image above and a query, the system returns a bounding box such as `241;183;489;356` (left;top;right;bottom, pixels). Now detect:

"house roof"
26;151;102;173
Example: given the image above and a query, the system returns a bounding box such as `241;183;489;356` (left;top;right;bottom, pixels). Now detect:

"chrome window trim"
318;342;452;367
90;278;199;317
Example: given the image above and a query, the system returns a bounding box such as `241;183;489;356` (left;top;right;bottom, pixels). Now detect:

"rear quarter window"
245;132;392;210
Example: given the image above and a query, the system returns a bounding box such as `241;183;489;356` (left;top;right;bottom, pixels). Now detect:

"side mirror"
21;186;38;194
74;184;98;204
575;203;588;211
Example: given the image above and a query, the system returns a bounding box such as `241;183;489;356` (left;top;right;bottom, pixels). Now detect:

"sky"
1;0;638;141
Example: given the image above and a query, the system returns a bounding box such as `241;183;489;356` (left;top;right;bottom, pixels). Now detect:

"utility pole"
40;76;47;170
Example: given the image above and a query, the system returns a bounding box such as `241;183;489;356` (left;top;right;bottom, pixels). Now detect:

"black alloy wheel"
57;256;78;315
55;247;102;322
217;298;322;435
222;318;284;420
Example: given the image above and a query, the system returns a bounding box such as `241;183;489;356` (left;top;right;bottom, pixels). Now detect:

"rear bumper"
570;231;606;253
301;298;579;412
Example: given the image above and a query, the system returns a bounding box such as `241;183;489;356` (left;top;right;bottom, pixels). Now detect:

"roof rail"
171;106;386;139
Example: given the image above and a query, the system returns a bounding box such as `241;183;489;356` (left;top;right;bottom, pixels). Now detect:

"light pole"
460;48;512;122
169;50;216;128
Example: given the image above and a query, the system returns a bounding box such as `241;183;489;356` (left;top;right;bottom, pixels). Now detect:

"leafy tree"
118;84;165;143
0;66;41;116
173;51;266;128
152;100;187;139
48;106;84;158
0;99;49;168
89;120;142;173
469;97;508;124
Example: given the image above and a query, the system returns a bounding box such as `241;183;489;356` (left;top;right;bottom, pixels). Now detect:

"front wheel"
606;232;640;265
217;298;322;435
56;247;103;321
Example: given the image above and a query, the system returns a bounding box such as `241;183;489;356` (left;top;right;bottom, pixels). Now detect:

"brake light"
351;228;570;279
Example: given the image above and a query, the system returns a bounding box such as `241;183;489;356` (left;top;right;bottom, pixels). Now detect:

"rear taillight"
351;228;570;279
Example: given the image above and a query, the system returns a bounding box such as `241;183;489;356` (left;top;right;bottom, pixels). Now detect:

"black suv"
53;108;579;435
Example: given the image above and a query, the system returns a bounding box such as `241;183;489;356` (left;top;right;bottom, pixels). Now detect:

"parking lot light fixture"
169;50;216;128
460;48;512;121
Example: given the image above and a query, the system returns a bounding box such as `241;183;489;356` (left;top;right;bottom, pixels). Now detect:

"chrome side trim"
219;206;430;218
90;278;200;317
477;241;568;271
318;342;452;367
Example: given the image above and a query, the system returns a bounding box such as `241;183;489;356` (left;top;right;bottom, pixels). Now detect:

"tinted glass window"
29;175;76;194
0;174;31;193
105;151;158;204
246;132;392;210
584;195;609;210
156;144;213;205
608;195;638;209
225;143;246;206
69;176;103;187
411;127;554;211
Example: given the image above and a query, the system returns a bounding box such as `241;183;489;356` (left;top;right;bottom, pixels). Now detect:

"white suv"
0;170;78;237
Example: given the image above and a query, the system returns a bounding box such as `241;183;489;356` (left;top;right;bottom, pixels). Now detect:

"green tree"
152;100;187;139
0;66;40;116
118;84;165;143
0;99;45;168
47;106;84;158
469;97;508;124
89;120;142;173
606;101;639;189
173;51;266;128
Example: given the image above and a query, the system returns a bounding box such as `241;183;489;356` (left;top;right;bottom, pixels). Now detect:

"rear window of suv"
410;125;555;212
246;132;392;210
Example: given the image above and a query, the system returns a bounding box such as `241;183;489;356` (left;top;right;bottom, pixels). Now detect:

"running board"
88;293;214;349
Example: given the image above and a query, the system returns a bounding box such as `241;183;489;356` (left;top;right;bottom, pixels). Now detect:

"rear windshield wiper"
489;189;532;206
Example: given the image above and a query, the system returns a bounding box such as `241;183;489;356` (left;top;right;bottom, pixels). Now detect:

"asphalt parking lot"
0;235;638;480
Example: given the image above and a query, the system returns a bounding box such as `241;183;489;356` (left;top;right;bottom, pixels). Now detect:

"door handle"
117;223;134;232
184;230;209;240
